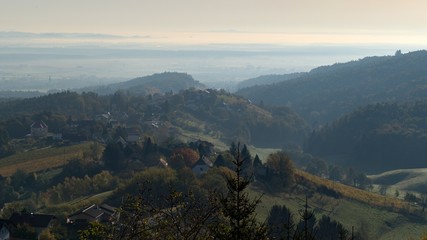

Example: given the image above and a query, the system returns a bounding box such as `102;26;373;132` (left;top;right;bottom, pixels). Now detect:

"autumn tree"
80;143;268;240
265;151;295;190
170;147;200;168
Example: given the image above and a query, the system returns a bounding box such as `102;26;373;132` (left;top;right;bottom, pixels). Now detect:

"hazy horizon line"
1;30;427;48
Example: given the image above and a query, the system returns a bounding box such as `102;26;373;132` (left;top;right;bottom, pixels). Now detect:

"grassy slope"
176;129;280;161
250;170;427;240
369;168;427;192
0;143;92;176
38;190;114;217
247;145;281;163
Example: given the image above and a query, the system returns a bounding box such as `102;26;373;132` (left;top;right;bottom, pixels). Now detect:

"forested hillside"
237;50;427;125
165;89;309;147
304;101;427;173
0;91;108;120
0;89;308;147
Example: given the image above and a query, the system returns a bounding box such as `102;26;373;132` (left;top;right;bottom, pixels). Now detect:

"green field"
0;142;93;176
369;168;427;193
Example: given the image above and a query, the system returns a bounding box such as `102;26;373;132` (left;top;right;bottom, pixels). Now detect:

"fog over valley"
0;32;410;92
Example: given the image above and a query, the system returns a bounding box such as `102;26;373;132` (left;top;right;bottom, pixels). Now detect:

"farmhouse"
30;120;48;138
192;155;213;175
67;204;118;226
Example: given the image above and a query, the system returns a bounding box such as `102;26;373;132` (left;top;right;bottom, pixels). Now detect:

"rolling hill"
254;168;426;240
80;72;205;95
237;50;427;125
147;89;309;147
0;88;309;147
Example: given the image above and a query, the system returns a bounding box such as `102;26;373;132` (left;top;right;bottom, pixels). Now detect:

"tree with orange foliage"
170;147;200;168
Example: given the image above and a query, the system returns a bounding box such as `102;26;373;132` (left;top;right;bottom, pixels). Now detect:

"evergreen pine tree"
253;154;262;168
229;141;238;157
266;204;295;240
240;144;253;174
217;142;267;240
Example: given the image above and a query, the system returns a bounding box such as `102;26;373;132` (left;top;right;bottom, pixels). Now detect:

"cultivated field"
0;143;93;176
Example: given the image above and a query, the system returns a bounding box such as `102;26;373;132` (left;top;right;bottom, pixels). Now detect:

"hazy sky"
2;0;427;45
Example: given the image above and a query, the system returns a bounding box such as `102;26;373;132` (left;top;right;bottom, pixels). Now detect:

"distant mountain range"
237;50;427;125
79;72;205;95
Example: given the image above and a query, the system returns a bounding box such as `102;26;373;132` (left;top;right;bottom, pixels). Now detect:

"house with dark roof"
30;121;48;138
67;204;118;227
9;212;56;238
126;128;141;143
192;155;213;175
189;139;215;156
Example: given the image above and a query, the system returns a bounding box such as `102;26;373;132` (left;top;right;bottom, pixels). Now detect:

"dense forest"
237;50;427;125
305;101;427;173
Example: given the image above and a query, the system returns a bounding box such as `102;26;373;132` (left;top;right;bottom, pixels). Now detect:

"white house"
192;156;213;175
30;120;48;138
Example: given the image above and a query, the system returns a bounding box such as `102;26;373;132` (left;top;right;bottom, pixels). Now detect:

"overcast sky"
2;0;427;45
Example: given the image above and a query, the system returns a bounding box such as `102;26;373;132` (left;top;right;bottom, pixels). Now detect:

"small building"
30;121;48;138
192;155;213;176
67;204;118;226
126;128;141;143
